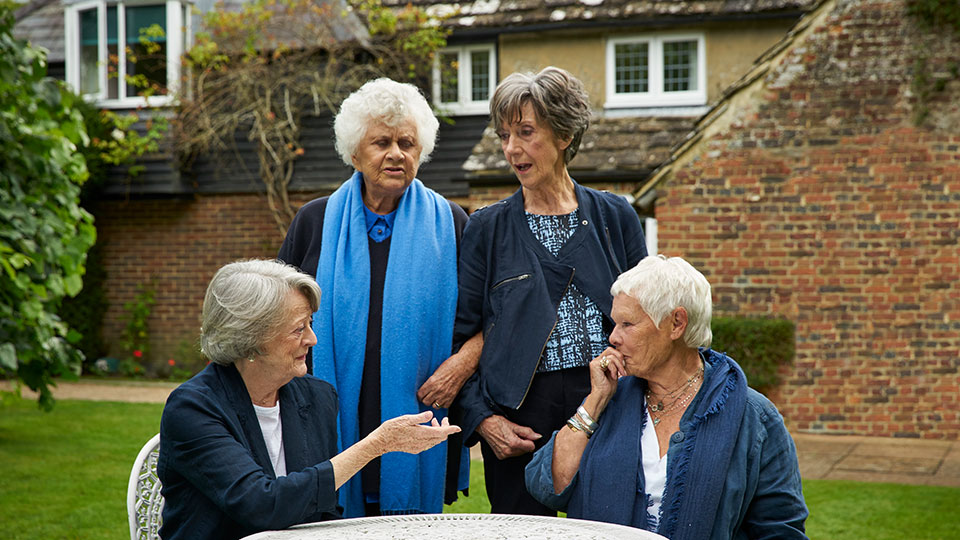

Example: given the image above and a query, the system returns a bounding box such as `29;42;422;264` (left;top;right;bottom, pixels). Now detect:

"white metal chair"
127;433;163;540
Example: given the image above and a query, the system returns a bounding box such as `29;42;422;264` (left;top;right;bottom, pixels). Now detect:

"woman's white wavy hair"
610;255;713;348
333;78;439;167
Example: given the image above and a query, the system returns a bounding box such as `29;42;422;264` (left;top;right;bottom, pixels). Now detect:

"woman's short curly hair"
200;259;320;366
333;78;439;167
489;66;592;164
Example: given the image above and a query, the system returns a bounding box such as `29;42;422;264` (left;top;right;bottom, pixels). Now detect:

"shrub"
0;3;96;410
711;317;796;392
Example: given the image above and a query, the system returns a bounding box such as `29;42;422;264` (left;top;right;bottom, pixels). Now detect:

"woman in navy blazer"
157;260;459;540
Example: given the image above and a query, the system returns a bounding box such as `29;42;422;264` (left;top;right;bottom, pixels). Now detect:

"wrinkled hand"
586;347;625;418
418;333;482;409
372;411;460;456
417;358;471;409
477;414;541;460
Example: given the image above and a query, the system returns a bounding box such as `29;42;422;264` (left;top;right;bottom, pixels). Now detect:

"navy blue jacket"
454;183;647;443
158;363;341;540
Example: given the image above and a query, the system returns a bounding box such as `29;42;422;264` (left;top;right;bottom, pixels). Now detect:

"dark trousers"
480;366;590;515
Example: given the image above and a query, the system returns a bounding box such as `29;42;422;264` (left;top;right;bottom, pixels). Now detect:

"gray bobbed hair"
200;259;320;365
333;77;439;167
489;66;592;164
610;255;713;348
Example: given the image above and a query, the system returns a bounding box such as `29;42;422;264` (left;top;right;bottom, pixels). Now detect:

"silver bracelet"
577;405;599;432
566;414;594;438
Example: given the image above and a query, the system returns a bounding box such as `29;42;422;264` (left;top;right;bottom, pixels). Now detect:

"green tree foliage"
0;3;96;410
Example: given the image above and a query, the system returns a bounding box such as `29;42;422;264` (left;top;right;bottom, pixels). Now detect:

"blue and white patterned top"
526;209;608;372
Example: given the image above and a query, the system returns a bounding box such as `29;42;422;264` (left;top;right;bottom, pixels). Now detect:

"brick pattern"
91;193;321;369
657;0;960;439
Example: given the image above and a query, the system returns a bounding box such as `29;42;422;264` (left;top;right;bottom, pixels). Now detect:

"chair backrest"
127;433;163;540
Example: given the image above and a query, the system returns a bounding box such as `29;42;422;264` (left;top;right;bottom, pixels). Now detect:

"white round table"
242;514;667;540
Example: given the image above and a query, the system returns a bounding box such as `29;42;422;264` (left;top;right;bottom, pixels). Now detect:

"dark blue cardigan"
453;183;647;443
158;363;341;540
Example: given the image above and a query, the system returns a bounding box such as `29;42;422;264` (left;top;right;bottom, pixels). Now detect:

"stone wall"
656;0;960;438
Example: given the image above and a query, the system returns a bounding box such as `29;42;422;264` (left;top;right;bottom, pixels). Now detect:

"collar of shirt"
362;204;397;243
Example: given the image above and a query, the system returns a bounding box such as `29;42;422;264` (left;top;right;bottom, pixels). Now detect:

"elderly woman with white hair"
158;260;459;540
524;255;809;540
278;78;476;517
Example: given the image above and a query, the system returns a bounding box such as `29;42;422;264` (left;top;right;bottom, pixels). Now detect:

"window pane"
439;52;458;103
107;6;118;99
614;42;648;94
470;50;489;102
663;40;697;92
125;5;168;97
79;8;99;95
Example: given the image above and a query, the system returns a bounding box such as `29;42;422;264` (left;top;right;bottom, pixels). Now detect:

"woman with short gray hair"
279;77;477;517
524;256;808;539
453;66;648;515
158;259;460;540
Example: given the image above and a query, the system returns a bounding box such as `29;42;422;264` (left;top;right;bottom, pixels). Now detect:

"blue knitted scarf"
311;171;462;517
567;349;747;539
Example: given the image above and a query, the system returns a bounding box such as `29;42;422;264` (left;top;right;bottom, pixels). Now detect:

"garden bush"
711;317;795;392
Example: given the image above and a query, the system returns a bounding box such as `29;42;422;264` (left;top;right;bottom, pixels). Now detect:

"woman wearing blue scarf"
278;79;476;517
525;256;809;539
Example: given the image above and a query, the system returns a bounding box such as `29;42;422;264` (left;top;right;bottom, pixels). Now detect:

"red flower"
133;350;143;358
168;359;176;366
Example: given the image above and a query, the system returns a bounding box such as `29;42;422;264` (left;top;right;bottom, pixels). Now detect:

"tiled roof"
384;0;818;31
463;115;697;179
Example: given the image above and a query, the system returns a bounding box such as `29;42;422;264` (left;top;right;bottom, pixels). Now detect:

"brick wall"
656;0;960;438
91;192;321;370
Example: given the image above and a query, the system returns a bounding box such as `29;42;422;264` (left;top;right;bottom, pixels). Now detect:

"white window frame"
432;43;496;116
605;33;706;109
65;0;189;108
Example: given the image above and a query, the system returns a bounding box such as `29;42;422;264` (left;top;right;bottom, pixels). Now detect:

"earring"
248;357;255;363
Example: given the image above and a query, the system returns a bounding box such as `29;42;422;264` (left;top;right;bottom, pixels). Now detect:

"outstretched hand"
373;411;461;455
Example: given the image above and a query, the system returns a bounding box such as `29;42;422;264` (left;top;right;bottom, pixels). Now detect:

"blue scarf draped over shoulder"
311;171;464;517
567;349;748;540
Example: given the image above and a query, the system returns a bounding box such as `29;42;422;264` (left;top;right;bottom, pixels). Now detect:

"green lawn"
1;397;958;539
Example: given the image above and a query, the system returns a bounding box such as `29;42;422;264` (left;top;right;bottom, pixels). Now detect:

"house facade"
404;0;816;218
14;1;827;386
638;0;959;439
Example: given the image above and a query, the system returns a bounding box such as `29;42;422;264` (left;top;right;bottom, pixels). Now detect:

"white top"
641;401;668;527
253;400;286;477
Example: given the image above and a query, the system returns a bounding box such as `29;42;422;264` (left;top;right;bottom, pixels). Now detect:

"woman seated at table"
524;255;808;540
157;259;459;540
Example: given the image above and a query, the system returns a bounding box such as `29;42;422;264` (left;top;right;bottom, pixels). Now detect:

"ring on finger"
599;355;609;369
433;401;441;408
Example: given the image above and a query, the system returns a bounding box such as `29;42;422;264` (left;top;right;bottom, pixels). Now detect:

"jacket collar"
505;180;596;260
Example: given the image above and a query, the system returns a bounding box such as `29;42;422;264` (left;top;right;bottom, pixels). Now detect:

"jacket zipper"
516;268;576;409
491;273;531;291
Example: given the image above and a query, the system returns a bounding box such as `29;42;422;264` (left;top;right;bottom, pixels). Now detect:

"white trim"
605;33;706;109
432;43;496;116
64;0;186;108
644;217;658;256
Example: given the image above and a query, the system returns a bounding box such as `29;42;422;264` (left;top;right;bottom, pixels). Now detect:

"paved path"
4;379;958;488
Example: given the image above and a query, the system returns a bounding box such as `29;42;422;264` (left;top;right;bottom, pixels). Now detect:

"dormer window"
65;0;189;108
433;43;496;116
605;33;706;109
